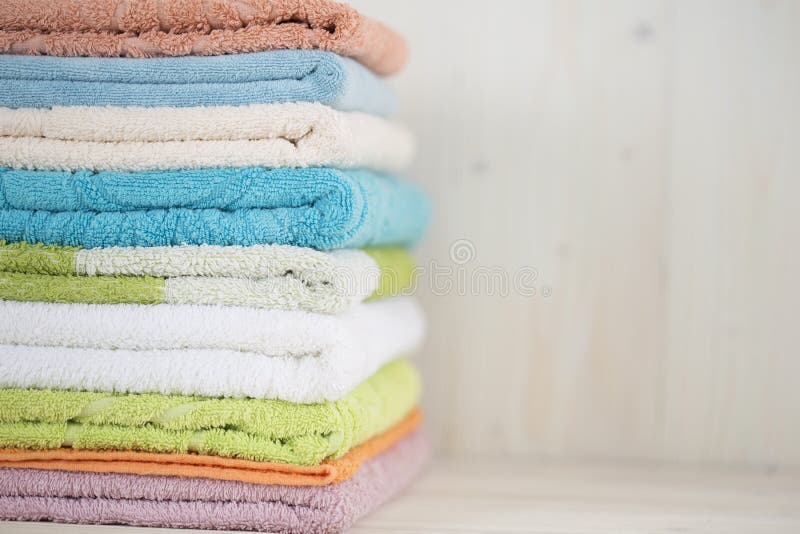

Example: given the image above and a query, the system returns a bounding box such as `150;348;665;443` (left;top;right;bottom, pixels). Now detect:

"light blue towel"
0;168;429;250
0;50;396;115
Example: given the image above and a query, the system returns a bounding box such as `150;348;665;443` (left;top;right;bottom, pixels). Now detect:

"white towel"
0;297;424;402
0;102;414;172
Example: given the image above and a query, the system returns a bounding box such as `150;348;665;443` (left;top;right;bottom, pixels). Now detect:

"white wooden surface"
2;458;799;534
348;0;800;467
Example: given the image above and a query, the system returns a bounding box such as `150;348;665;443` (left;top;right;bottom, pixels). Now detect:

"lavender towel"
0;430;429;533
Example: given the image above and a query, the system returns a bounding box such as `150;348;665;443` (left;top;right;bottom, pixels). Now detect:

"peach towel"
0;410;421;487
0;0;407;75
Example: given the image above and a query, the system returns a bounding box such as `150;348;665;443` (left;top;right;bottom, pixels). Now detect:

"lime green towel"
0;359;419;466
363;247;416;299
0;271;164;304
0;241;76;275
0;242;416;312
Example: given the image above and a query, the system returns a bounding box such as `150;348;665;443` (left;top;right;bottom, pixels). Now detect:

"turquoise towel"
0;50;395;115
0;168;430;250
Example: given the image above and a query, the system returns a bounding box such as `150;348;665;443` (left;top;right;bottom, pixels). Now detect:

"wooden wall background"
349;0;800;467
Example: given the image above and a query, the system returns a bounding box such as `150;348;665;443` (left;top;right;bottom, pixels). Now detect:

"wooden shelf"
2;457;799;533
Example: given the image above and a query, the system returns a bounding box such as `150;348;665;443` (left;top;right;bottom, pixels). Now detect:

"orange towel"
0;409;421;486
0;0;408;75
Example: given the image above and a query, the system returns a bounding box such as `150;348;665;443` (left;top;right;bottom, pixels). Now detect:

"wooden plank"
350;0;672;459
354;458;800;533
663;0;800;465
348;0;800;467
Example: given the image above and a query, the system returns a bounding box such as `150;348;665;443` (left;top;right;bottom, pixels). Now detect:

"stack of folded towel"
0;1;430;532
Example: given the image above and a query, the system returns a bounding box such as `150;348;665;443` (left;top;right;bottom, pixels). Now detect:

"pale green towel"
0;359;419;466
0;242;416;312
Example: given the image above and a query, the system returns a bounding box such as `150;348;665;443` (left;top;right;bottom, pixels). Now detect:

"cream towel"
0;298;424;402
0;103;413;172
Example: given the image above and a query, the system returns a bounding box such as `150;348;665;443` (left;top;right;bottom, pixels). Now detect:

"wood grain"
348;0;800;467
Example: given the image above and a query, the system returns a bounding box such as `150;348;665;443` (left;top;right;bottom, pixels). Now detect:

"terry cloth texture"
0;50;395;113
0;359;420;466
0;410;422;487
0;431;428;534
0;243;415;313
0;297;424;402
0;168;430;249
0;0;409;76
0;103;413;171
